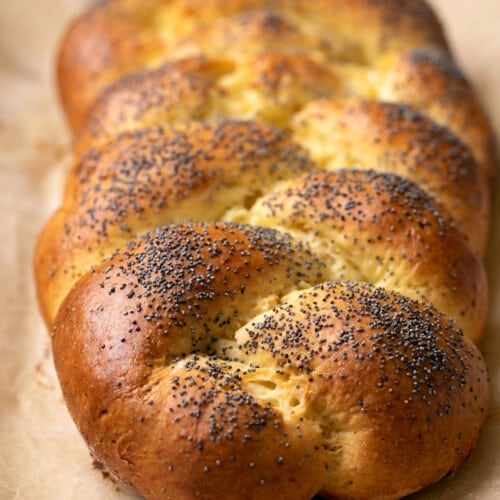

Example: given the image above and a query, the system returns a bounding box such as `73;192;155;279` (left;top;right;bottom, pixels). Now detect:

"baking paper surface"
0;1;499;498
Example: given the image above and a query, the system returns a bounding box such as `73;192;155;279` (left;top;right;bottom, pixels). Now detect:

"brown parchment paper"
0;1;499;498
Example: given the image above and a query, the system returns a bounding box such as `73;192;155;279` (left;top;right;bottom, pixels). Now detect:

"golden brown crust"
35;121;314;324
61;0;495;180
72;52;491;253
78;58;231;150
75;59;489;251
35;121;487;338
76;54;343;151
53;263;488;499
237;281;488;499
38;1;494;498
58;0;448;132
292;99;490;254
53;223;327;499
377;48;497;179
230;169;488;343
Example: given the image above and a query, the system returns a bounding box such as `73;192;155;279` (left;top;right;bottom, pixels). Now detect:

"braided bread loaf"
35;1;494;498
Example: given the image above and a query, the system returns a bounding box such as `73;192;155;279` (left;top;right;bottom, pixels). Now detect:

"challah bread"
53;243;488;499
36;0;494;499
35;122;487;340
226;169;488;343
58;0;449;133
59;1;495;178
77;71;489;252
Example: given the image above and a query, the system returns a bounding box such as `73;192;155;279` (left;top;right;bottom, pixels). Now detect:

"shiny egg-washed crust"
58;0;449;133
38;1;494;499
35;121;487;342
53;229;488;499
76;54;489;252
59;0;495;179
